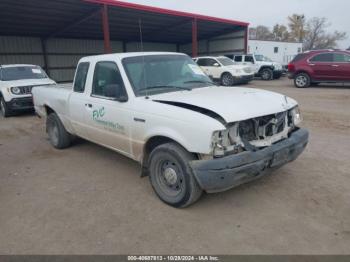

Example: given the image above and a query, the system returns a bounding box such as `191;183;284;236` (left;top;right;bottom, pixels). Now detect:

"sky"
118;0;350;49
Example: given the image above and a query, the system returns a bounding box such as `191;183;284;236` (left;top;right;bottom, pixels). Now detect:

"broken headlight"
288;106;303;126
211;124;243;157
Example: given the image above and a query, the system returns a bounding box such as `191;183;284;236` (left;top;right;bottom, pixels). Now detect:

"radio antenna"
139;18;148;99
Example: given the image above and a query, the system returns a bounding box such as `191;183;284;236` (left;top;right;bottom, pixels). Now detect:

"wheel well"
258;66;273;73
141;136;196;177
0;92;2;98
220;71;232;78
44;105;55;116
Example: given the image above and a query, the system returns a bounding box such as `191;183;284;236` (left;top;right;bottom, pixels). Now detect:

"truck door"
84;61;132;157
69;62;90;138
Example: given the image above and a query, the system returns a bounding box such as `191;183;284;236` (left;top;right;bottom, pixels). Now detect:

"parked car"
230;54;284;80
33;52;309;208
193;56;254;86
0;64;55;117
288;49;350;88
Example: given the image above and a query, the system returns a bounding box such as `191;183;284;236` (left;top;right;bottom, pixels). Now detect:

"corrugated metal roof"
0;0;248;44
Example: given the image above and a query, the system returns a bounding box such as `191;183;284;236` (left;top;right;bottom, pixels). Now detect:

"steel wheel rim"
156;159;185;197
296;76;307;87
49;122;59;146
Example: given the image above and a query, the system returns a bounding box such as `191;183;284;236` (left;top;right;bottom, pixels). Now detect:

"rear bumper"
287;72;295;79
6;97;34;111
190;128;309;193
233;74;254;83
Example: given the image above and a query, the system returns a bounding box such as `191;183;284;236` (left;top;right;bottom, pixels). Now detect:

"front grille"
21;86;33;94
239;111;287;141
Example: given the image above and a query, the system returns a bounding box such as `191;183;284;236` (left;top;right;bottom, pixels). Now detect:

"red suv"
288;50;350;88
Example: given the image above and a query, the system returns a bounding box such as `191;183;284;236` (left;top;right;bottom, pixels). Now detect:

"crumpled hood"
151;86;297;124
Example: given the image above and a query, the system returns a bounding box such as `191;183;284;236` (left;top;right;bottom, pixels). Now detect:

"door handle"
85;103;92;108
331;64;339;67
309;64;315;66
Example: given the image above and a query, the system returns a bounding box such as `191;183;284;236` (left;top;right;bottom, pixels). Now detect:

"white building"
248;40;303;65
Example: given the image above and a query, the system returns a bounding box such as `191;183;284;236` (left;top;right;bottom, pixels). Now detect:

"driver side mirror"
213;63;220;67
105;84;128;102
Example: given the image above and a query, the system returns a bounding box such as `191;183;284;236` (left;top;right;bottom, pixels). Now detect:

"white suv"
0;64;55;117
231;54;283;80
194;56;254;86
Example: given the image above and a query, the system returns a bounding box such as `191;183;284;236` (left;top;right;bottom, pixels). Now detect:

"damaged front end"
191;106;308;193
210;106;302;158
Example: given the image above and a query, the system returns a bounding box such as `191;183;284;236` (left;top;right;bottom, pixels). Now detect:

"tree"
288;14;307;42
303;17;347;50
249;26;274;40
273;24;291;41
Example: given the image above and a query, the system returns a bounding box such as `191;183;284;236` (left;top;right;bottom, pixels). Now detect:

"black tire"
260;68;273;81
221;72;234;86
0;97;12;118
294;73;311;88
46;113;72;149
148;142;202;208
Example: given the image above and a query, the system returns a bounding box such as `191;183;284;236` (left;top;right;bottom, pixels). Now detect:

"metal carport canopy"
0;0;249;56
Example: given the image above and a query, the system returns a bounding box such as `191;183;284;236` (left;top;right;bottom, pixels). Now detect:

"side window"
245;56;254;63
73;62;90;93
234;56;243;62
92;61;126;98
196;59;207;66
207;59;218;67
334;53;350;62
310;53;333;62
274;47;279;53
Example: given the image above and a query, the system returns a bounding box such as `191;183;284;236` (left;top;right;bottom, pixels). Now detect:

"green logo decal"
92;107;125;134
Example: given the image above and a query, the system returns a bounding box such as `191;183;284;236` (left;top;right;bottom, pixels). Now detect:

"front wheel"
46;113;72;149
294;73;311;88
148;143;202;208
0;97;11;118
221;73;234;86
260;68;273;80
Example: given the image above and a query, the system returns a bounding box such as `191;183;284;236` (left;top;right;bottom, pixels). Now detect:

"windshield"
217;57;235;66
255;55;273;62
122;54;214;97
1;66;48;81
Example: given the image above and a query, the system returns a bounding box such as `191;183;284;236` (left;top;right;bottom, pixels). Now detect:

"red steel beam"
244;27;248;54
192;18;198;57
102;4;112;53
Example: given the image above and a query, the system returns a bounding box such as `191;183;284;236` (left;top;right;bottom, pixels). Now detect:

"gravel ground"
0;77;349;254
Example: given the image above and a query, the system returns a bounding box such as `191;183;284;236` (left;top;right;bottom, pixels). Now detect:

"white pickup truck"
0;64;56;117
33;52;309;208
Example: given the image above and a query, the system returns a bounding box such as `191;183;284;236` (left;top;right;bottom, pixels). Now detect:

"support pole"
244;27;248;54
102;4;112;54
41;38;50;77
192;18;198;57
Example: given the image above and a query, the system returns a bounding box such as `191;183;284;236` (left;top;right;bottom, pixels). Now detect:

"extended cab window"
234;56;243;62
74;62;89;93
92;61;125;98
310;53;333;62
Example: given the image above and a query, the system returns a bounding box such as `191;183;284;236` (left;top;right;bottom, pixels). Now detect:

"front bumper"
233;74;254;84
6;97;34;111
190;128;309;193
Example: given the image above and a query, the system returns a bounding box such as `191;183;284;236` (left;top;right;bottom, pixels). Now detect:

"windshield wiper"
183;80;218;86
138;85;192;93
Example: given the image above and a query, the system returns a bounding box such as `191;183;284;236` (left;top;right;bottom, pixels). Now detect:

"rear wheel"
148;143;202;208
260;68;273;80
0;97;11;118
221;73;234;86
46;113;72;149
294;73;311;88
